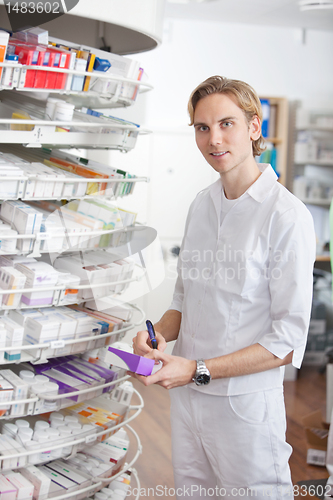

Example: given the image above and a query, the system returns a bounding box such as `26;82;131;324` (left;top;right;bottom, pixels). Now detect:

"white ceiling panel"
165;0;333;31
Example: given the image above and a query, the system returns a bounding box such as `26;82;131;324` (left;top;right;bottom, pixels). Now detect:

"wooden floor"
126;366;329;497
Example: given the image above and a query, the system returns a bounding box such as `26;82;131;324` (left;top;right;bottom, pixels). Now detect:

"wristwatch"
192;359;211;386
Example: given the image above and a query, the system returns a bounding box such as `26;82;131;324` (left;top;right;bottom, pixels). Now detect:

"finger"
155;333;167;352
144;349;169;363
128;360;166;386
127;371;154;386
132;331;151;355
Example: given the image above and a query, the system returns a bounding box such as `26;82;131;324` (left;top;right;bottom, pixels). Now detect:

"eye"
195;125;209;132
222;121;232;127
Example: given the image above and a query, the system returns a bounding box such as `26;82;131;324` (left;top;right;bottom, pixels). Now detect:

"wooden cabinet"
258;96;289;187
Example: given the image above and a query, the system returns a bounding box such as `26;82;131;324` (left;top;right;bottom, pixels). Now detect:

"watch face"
196;373;210;385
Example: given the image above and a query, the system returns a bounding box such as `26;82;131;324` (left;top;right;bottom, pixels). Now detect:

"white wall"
110;17;333;237
119;19;333;128
89;18;333;329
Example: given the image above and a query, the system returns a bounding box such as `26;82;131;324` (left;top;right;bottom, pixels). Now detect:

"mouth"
210;151;228;157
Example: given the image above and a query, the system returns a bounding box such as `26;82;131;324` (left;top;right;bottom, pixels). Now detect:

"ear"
249;115;261;141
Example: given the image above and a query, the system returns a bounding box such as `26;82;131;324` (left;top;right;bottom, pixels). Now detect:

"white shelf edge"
0;389;143;466
40;422;143;500
0;222;143;241
296;126;333;132
0;302;144;366
294;160;333;166
0;302;145;356
0;174;148;202
0;266;145;297
0;374;131;414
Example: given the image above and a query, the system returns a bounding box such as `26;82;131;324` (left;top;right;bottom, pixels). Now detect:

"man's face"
193;93;260;176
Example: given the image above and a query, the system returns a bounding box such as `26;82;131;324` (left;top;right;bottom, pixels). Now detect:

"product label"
307;448;326;466
51;340;65;349
85;433;97;444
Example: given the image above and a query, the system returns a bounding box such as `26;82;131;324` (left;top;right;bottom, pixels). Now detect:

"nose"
209;126;222;146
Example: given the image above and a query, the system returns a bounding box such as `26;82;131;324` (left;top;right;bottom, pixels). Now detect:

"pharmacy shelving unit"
259;96;289;187
0;0;165;55
292;107;333;198
0;1;165;497
291;107;333;261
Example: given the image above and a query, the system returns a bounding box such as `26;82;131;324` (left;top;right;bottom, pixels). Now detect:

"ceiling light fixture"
299;0;333;10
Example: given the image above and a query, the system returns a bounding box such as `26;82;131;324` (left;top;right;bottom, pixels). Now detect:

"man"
132;76;316;500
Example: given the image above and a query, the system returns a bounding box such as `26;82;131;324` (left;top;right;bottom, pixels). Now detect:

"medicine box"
45;460;91;489
0;474;17;500
2;317;24;362
55;272;80;306
0;375;13;416
0;323;6;363
301;410;329;467
44;312;76;356
0;267;27;308
0;435;18;470
0;225;18;254
16;262;59;306
44;368;88;402
0;369;29;416
0;164;25;199
6;436;27;468
4;472;34;500
24;315;60;360
105;344;156;376
8;308;43;326
38;466;79;497
20;465;51;500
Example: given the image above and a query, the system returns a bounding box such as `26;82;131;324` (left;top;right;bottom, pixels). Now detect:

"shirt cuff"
169;297;183;314
259;339;305;369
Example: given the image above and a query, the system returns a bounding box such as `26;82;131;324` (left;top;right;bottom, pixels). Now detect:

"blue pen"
146;320;158;349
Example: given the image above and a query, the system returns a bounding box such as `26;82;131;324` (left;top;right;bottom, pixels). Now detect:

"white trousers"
169;386;293;500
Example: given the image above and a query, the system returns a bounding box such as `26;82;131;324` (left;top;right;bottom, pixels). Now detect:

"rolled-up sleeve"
259;207;316;368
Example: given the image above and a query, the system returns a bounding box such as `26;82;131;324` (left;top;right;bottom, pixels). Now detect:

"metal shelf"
0;121;148;151
295;160;333;166
0;223;144;258
0;267;145;308
0;373;131;418
0;0;165;55
0;303;145;365
30;424;143;500
0;389;144;471
0;173;148;201
0;62;153;110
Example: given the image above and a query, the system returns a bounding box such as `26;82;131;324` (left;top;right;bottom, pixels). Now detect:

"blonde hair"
188;76;266;157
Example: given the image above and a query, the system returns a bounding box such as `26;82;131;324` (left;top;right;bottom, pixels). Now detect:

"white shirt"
220;186;244;225
170;164;316;395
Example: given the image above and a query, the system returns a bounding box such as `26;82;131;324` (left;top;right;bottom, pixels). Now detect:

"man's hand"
132;329;167;356
130;350;196;390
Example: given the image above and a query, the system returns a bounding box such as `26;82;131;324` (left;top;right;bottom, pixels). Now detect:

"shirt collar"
210;163;277;200
208;164;278;216
209;177;223;219
246;164;278;203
